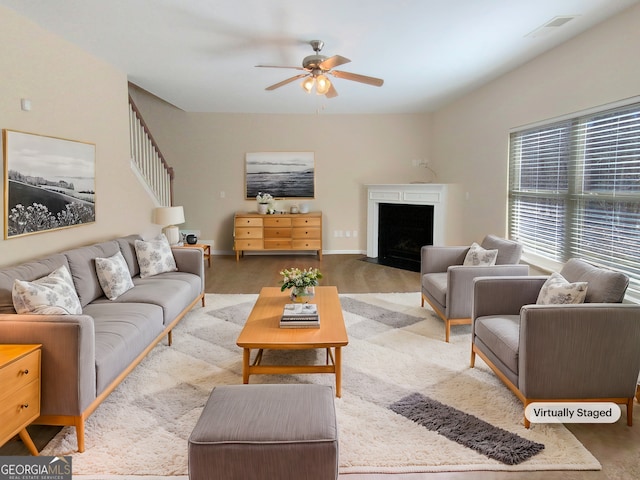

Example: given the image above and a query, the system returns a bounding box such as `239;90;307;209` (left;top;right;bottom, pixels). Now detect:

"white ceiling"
3;0;638;114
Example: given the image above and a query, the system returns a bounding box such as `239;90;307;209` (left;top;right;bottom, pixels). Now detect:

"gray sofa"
471;258;640;427
0;234;205;452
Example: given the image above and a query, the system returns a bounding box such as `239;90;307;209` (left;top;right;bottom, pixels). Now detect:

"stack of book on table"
280;303;320;328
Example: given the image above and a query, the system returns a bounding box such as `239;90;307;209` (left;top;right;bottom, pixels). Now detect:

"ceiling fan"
255;40;384;98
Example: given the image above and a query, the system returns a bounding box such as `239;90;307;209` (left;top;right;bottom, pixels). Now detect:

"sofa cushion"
83;302;165;394
481;235;522;265
135;235;177;279
92;274;198;325
422;272;447;306
63;241;120;307
95;251;135;300
536;272;588;305
116;235;142;277
560;258;629;303
0;254;69;314
463;242;498;266
474;315;521;375
12;265;82;315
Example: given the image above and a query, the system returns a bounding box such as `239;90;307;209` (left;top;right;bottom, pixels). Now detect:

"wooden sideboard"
234;211;322;261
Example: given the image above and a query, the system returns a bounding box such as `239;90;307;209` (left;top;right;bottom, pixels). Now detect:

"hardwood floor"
205;253;421;294
3;254;638;480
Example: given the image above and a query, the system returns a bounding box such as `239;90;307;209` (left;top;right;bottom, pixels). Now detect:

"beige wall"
430;3;640;243
0;6;159;268
130;86;435;253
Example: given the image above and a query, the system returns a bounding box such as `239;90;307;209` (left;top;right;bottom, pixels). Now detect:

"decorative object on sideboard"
255;192;273;214
154;206;185;245
299;203;309;213
290;204;299;214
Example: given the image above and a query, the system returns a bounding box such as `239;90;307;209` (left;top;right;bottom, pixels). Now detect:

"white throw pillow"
12;265;82;315
134;234;178;279
463;242;498;266
95;251;135;300
536;272;588;305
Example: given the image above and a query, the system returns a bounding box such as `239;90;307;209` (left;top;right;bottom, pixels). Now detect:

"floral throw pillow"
463;242;498;266
12;265;82;315
536;272;588;305
134;234;177;279
95;251;135;300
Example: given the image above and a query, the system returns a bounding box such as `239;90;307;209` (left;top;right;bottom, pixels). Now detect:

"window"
509;100;640;299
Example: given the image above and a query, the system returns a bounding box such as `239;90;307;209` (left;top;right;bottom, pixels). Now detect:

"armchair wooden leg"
421;294;424;307
445;320;450;343
627;398;634;426
470;347;476;368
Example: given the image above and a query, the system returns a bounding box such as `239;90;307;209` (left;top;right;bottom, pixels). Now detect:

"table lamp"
154;206;185;245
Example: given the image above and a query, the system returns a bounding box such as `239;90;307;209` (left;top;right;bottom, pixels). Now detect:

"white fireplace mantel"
366;184;449;258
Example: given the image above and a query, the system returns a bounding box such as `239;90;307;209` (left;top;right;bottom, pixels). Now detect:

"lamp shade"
154;206;185;245
154;206;185;226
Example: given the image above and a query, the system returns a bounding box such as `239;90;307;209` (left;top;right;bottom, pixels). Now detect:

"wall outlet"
345;231;351;237
220;191;226;198
353;230;358;237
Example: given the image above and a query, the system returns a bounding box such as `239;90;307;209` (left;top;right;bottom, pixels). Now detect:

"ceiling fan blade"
325;83;338;98
319;55;351;70
265;74;308;91
330;70;384;87
255;64;306;71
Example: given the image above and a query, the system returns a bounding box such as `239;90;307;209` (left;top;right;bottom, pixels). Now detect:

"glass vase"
290;286;315;303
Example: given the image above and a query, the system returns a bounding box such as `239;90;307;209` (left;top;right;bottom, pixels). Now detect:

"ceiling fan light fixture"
315;74;331;95
301;76;315;93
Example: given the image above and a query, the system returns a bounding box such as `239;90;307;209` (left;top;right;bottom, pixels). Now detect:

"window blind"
509;102;640;299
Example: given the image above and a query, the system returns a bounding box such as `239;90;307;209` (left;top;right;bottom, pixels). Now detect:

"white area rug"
41;293;600;477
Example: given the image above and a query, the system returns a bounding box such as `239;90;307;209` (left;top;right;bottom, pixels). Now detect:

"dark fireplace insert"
373;203;434;272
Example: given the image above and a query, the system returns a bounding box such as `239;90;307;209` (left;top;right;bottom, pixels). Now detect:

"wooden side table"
175;243;211;267
0;344;42;456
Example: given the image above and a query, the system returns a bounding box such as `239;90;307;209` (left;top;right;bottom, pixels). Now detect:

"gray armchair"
471;258;640;428
421;235;528;342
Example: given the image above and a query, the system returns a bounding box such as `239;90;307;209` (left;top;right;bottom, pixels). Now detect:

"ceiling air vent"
525;15;577;38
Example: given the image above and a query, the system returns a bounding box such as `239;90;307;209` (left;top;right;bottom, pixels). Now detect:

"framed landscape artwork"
245;151;315;199
3;129;96;238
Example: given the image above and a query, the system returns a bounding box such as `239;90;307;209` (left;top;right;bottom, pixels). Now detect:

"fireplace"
366;184;450;272
377;203;434;271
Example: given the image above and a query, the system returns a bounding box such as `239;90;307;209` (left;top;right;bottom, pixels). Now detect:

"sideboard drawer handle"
22;369;29;375
21;403;29;409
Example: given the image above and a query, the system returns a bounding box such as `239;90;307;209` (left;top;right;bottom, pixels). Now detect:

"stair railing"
128;94;174;206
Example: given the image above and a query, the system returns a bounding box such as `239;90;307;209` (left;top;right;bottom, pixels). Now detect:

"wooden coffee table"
236;286;348;397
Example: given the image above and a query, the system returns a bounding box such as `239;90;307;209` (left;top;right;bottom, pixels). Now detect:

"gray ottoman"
188;384;338;480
